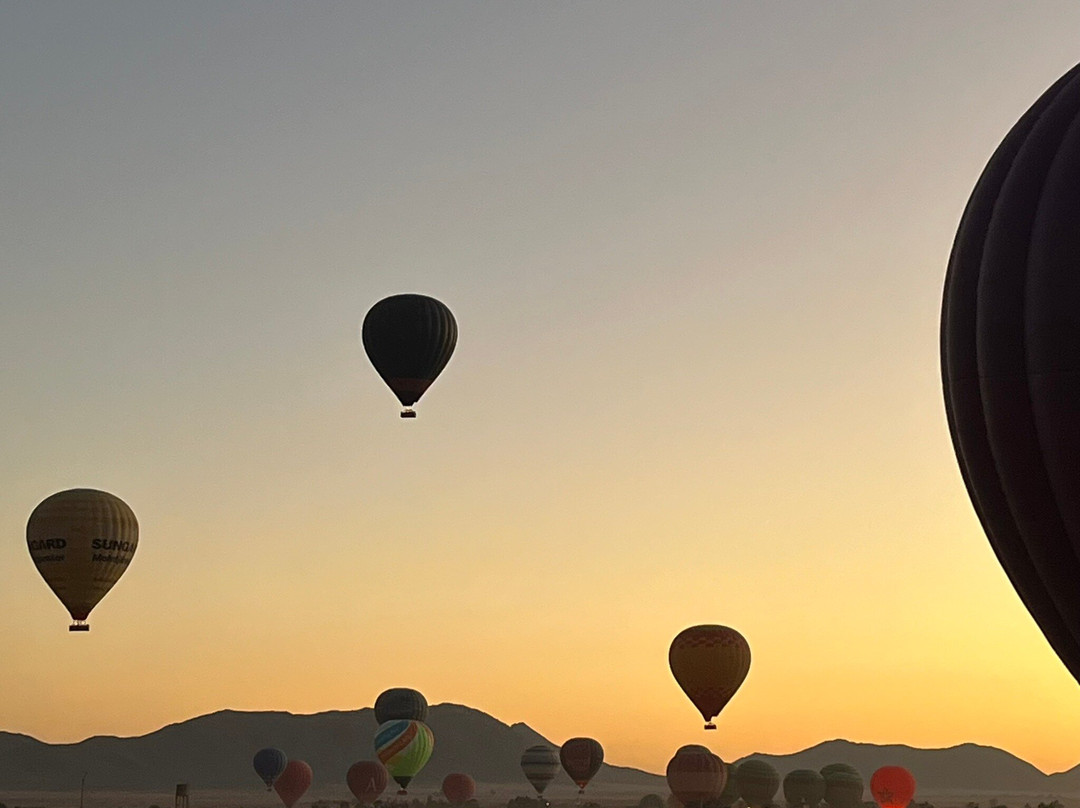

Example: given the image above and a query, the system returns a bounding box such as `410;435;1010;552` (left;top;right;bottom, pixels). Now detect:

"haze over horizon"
3;1;1080;779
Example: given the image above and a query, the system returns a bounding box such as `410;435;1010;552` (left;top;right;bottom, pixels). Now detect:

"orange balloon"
669;625;751;729
348;761;389;805
870;767;915;808
442;773;476;805
275;760;312;808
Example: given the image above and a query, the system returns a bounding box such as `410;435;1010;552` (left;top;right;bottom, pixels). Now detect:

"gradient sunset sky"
3;1;1080;777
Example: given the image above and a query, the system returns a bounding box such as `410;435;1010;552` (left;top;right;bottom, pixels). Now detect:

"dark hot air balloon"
667;747;726;807
362;294;457;418
560;737;603;794
736;760;779;808
941;60;1080;685
669;625;751;729
870;767;915;808
821;765;863;808
521;745;560;796
640;796;666;808
274;761;312;808
27;489;138;631
443;773;476;805
253;748;288;790
374;688;429;723
783;770;825;808
347;761;390;805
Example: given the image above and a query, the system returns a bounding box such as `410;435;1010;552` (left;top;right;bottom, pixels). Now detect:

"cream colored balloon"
26;489;138;631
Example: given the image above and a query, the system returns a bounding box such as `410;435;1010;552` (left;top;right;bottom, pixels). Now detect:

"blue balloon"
253;747;288;790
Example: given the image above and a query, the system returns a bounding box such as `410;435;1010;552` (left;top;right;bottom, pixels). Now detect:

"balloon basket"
69;622;89;632
400;408;416;418
703;722;716;730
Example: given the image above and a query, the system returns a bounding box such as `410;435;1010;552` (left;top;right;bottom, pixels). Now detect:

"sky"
3;0;1080;778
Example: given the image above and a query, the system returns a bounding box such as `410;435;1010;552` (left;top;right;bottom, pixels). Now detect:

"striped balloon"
375;719;434;793
520;745;560;796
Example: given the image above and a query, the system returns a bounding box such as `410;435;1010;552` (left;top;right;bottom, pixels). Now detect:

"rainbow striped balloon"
374;719;434;793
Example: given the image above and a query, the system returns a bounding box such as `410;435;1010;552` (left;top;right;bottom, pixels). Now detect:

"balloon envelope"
669;625;751;728
274;760;312;808
736;760;779;808
870;767;915;808
821;765;863;808
784;770;825;808
375;719;434;792
27;489;138;630
362;294;457;415
253;747;288;790
640;796;666;808
521;744;560;795
374;688;429;724
667;747;726;807
348;761;390;804
443;773;476;805
941;60;1080;685
560;737;604;793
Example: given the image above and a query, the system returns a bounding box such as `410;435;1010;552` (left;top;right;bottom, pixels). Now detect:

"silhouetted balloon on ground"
253;748;288;790
821;765;863;808
784;770;825;808
521;745;560;795
667;747;726;807
375;719;434;793
736;760;779;808
560;737;604;794
362;294;457;418
374;688;429;723
669;625;751;729
941;60;1080;684
443;773;476;805
640;795;666;808
274;760;312;808
348;760;390;804
27;488;138;631
870;767;915;808
717;763;741;808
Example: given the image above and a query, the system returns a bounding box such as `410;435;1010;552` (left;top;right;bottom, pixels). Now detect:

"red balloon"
442;773;476;805
348;761;389;805
666;748;726;807
275;760;313;808
870;767;915;808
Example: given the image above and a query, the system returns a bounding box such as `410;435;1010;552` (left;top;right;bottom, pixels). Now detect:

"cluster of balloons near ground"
664;751;915;808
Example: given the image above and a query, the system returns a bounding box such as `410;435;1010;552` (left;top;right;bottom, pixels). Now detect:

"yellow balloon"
26;489;138;631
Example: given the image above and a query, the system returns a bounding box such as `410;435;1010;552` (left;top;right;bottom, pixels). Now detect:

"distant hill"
1;705;1079;798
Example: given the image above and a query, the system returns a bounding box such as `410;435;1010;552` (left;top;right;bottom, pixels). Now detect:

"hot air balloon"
27;489;138;631
667;747;726;808
941;60;1080;685
375;719;434;794
253;748;288;791
362;294;457;418
274;760;312;808
374;688;429;724
669;625;751;729
821;765;863;808
443;773;476;805
560;737;603;795
870;767;915;808
717;763;741;808
736;760;779;808
348;761;390;805
521;744;560;796
783;770;825;808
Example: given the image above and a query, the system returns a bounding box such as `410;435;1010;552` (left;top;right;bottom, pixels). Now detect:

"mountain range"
1;704;1079;797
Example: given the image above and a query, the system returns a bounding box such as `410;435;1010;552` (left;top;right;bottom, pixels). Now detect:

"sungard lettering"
91;539;136;554
28;538;67;551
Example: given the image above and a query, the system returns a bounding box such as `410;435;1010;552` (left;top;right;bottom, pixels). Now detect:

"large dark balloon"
717;763;740;808
374;688;429;723
362;294;457;417
736;760;779;808
783;770;825;808
941;61;1080;682
253;747;288;790
667;747;726;807
560;737;603;794
348;761;390;805
821;765;863;808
